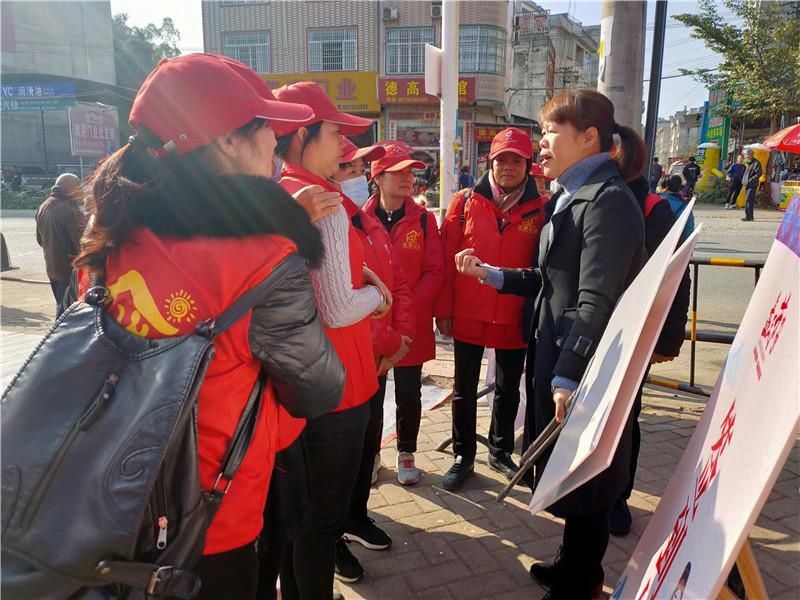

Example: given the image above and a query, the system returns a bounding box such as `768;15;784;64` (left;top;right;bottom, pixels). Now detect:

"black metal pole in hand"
496;393;575;503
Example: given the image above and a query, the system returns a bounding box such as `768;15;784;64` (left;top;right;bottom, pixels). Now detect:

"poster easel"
717;538;769;600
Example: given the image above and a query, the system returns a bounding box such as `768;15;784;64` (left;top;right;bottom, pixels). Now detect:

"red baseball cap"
271;81;373;137
489;127;534;160
370;143;425;179
129;53;314;155
340;136;386;163
529;162;552;179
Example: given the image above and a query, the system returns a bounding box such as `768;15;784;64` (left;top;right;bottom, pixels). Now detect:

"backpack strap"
201;253;305;338
203;369;267;520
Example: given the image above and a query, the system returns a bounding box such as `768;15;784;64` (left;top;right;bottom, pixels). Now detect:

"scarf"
488;170;528;214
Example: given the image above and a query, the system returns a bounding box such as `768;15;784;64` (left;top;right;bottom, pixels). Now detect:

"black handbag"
2;253;303;599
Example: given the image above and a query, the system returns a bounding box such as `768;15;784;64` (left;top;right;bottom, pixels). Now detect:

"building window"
385;27;435;75
459;25;506;75
308;28;357;72
223;31;270;73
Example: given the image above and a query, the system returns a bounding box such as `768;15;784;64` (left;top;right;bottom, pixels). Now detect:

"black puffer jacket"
104;173;345;419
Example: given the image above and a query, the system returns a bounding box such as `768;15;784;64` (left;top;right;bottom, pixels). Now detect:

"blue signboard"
1;82;76;111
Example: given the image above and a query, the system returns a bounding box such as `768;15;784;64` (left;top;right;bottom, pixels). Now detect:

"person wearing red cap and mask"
72;54;344;600
327;137;416;579
269;81;392;597
435;127;546;491
363;142;445;487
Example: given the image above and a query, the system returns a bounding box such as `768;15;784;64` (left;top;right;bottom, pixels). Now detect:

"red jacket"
363;195;445;366
436;175;545;349
344;196;415;374
82;229;294;555
277;164;379;446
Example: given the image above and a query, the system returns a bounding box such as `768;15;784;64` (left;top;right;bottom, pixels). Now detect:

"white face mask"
339;175;370;207
270;156;284;182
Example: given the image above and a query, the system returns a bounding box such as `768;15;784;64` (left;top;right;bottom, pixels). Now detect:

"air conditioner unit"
383;7;398;21
431;4;442;18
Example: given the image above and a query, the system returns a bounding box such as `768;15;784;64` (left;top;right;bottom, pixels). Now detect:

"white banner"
530;202;697;514
615;198;800;600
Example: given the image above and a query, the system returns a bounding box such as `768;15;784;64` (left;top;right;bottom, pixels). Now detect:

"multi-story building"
1;1;118;171
655;106;704;164
508;2;598;129
202;0;381;146
378;1;515;173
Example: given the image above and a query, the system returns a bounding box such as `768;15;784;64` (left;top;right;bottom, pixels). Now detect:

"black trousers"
275;402;370;600
196;542;259;600
452;340;526;460
394;365;423;453
624;368;649;500
49;279;69;318
555;509;609;599
745;186;757;220
725;180;742;206
348;376;387;524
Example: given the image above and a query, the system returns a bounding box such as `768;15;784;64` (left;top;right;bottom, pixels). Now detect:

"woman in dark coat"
455;89;647;599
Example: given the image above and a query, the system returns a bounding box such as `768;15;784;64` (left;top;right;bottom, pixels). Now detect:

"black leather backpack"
1;254;302;599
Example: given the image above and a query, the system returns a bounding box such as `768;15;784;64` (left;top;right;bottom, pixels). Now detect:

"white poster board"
614;198;800;600
530;202;696;514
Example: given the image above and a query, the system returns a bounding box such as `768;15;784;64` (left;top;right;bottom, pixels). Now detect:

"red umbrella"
763;123;800;153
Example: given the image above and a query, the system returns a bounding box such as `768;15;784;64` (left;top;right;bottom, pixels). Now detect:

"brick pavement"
337;393;800;600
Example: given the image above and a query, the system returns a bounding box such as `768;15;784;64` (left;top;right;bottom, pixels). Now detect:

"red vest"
277;164;379;447
81;228;296;555
437;187;545;349
344;196;415;372
363;195;445;366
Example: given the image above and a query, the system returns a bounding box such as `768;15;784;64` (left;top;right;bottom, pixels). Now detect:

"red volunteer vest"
277;164;379;448
82;228;296;555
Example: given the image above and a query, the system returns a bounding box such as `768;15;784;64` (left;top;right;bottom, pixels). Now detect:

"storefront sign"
68;105;119;159
1;81;76;111
379;77;475;105
516;11;550;34
261;71;379;113
704;86;731;161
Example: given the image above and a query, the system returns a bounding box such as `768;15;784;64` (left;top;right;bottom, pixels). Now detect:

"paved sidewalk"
338;392;800;600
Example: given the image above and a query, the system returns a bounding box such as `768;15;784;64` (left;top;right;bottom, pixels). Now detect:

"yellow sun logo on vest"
518;217;539;234
164;290;198;325
403;230;422;250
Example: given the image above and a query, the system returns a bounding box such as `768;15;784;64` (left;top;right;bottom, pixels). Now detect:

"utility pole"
439;0;459;212
597;0;646;131
643;0;668;167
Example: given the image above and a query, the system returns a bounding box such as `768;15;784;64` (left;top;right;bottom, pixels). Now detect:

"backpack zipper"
152;476;169;551
21;374;119;529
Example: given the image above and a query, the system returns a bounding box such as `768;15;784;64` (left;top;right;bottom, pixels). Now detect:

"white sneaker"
396;452;419;486
722;203;729;209
371;452;381;485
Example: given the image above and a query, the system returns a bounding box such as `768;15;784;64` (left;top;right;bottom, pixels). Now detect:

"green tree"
113;13;181;91
674;0;800;134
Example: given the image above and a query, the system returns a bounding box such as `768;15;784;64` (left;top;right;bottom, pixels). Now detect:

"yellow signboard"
261;71;379;114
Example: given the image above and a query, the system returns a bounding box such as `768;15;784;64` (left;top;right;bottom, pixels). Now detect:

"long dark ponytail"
539;89;646;182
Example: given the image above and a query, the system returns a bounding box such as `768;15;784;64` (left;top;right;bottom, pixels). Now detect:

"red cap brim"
257;97;315;123
371;159;426;179
342;144;386;163
489;147;532;160
326;111;374;136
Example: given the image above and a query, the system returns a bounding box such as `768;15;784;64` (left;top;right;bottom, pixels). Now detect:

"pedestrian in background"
365;142;445;487
648;156;663;192
35;172;86;315
682;155;701;197
724;154;745;209
458;164;474;189
742;148;762;222
436;127;546;491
